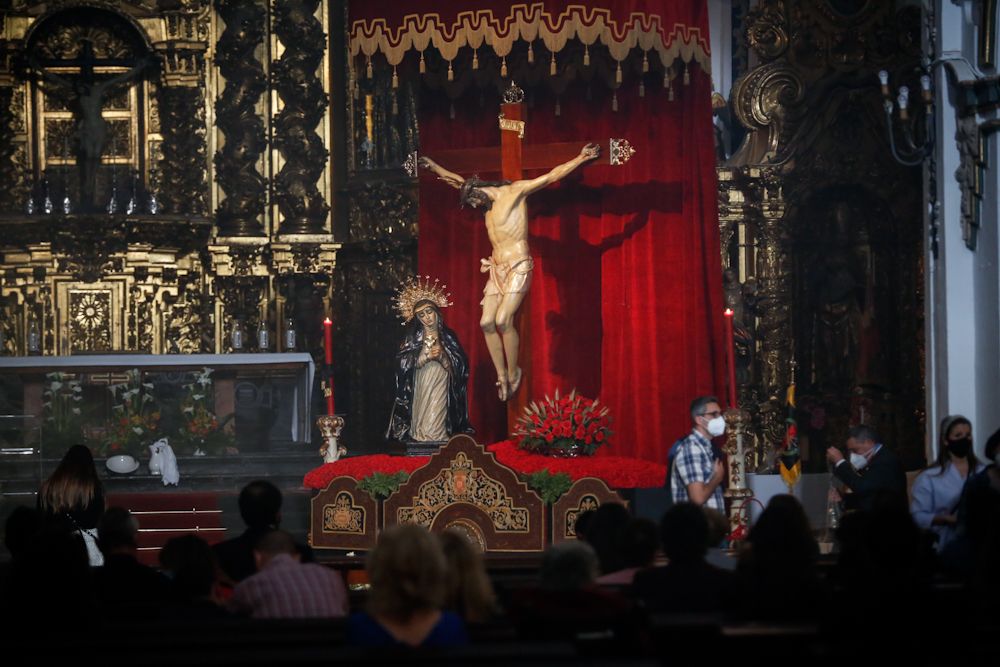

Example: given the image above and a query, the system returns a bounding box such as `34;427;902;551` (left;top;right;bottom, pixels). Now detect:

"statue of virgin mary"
387;276;473;445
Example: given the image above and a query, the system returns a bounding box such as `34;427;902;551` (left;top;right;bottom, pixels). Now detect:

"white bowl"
106;454;139;474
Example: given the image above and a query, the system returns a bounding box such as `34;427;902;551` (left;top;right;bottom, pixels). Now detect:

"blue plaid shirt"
670;429;725;511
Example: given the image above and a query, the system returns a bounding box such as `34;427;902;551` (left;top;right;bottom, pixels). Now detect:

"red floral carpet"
302;441;665;490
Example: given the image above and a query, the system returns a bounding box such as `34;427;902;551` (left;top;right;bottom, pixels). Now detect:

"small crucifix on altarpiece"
414;83;635;419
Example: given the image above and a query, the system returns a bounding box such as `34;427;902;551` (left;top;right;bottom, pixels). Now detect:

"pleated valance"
350;1;711;77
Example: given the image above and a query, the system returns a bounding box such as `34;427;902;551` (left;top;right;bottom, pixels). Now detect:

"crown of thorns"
393;275;452;322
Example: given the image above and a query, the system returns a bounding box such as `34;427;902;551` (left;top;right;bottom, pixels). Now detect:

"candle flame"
724;309;734;316
324;318;332;324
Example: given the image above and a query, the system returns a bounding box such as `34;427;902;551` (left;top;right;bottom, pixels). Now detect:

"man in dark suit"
826;424;907;512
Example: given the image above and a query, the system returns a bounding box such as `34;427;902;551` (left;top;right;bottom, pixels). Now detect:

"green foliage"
525;469;574;505
357;471;409;500
99;369;160;459
171;367;236;455
42;372;87;450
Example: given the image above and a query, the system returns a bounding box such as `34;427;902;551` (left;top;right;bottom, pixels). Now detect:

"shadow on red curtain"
418;78;724;463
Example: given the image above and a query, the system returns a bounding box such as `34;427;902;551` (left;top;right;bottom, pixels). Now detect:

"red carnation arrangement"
513;388;612;457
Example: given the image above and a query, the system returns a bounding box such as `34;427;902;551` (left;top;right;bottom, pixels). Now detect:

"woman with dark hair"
910;415;984;552
38;444;106;565
736;494;826;621
387;277;473;444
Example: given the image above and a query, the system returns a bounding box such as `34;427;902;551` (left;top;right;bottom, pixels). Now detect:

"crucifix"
413;82;635;420
28;41;153;212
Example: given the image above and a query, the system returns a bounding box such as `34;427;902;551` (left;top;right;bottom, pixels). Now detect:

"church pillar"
154;27;208;216
213;0;268;238
271;0;330;236
0;37;28;213
753;171;792;456
927;0;1000;460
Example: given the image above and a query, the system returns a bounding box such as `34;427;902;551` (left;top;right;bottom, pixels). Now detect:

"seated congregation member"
38;444;106;566
596;517;659;586
1;525;98;629
93;507;171;621
228;530;347;619
834;494;934;624
438;529;499;624
507;540;641;645
940;427;1000;585
348;524;468;648
910;416;984;553
213;479;312;584
159;534;233;619
581;502;632;575
826;425;907;512
632;503;735;614
0;506;41;590
736;495;827;621
703;508;737;571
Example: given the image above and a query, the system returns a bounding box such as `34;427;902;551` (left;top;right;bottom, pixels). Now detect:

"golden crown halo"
394;275;453;323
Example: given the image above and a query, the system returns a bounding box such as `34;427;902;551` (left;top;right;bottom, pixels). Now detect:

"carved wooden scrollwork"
746;4;789;61
213;0;267;237
729;63;805;166
157;68;207;215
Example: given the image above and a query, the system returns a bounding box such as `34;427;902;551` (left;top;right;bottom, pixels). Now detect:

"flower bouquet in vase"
41;372;87;452
172;367;235;456
100;369;160;467
513;388;612;457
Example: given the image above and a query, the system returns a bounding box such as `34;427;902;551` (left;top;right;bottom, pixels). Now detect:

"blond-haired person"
348;525;468;647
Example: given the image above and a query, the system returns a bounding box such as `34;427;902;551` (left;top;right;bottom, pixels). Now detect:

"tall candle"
723;309;737;409
323;317;335;415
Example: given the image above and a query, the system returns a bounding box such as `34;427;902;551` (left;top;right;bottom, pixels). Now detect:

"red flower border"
303;441;665;490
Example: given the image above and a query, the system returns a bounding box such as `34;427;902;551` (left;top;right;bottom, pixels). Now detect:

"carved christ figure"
28;45;153;211
419;143;600;400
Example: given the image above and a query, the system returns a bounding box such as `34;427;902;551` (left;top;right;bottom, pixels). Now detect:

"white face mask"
850;452;869;470
706;416;726;438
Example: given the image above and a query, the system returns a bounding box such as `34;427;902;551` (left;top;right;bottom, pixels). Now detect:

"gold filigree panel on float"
550;478;627;544
321;491;366;535
310;477;378;551
384;435;546;552
396;451;529;533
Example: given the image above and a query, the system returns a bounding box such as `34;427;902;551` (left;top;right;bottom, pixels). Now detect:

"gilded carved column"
271;0;330;235
0;39;26;214
155;26;209;216
753;171;792;454
214;0;267;237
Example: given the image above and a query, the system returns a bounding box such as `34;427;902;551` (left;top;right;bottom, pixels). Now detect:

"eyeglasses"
699;410;722;418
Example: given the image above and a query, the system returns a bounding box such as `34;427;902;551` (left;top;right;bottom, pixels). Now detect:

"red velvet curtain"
417;73;724;464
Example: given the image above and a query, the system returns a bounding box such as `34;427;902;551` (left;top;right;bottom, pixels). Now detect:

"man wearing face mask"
826;424;907;512
669;396;727;511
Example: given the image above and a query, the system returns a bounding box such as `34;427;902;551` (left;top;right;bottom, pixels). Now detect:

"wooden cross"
407;82;634;428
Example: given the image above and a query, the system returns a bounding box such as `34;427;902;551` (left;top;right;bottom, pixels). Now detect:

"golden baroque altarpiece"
0;1;931;463
718;0;925;471
0;1;339;360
